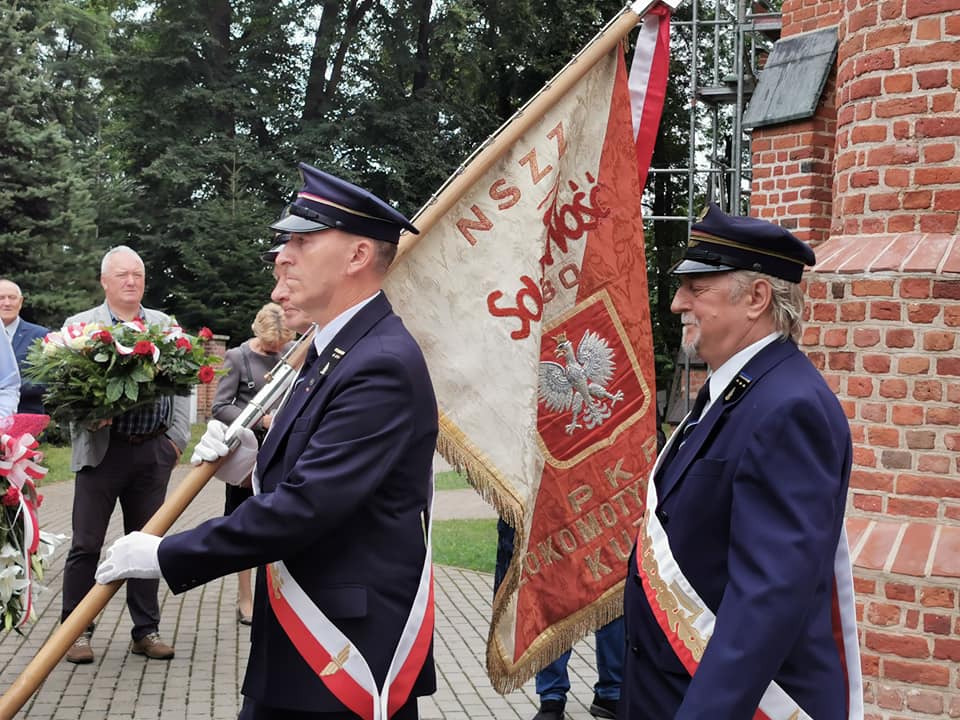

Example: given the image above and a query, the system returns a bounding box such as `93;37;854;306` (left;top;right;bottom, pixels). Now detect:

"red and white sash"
635;465;863;719
253;469;435;720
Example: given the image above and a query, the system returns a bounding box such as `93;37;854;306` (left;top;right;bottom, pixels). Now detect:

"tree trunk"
411;0;432;96
303;0;342;122
202;0;234;140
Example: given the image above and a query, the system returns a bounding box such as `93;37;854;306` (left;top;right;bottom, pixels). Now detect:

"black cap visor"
671;259;736;275
260;244;282;264
269;204;340;234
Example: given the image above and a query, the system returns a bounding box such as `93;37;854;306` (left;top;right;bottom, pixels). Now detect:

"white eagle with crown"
538;329;625;435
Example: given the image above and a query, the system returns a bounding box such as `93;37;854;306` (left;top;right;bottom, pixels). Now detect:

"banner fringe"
486;590;624;694
436;426;524;531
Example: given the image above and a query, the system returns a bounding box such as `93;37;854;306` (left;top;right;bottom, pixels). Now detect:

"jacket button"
656;508;669;525
631;645;641;655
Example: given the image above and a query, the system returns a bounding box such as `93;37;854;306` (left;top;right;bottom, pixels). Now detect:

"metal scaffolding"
648;0;782;222
652;0;783;421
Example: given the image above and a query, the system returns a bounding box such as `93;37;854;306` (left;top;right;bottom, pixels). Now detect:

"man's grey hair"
101;246;145;276
729;270;805;341
0;279;22;296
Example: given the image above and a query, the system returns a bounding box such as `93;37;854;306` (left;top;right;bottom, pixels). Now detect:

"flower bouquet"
25;320;221;430
0;413;64;631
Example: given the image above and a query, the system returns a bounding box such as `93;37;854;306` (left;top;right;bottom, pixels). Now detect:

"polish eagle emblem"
538;330;625;435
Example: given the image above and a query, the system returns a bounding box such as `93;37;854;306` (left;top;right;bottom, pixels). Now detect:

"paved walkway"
0;465;607;719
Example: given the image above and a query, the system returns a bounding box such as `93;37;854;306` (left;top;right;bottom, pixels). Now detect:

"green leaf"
130;365;153;382
105;378;124;403
123;377;139;401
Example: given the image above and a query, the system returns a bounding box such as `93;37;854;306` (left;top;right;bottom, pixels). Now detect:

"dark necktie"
679;381;711;446
657;381;712;479
295;344;319;385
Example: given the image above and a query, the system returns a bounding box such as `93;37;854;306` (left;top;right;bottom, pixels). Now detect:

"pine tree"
0;1;99;328
96;0;303;342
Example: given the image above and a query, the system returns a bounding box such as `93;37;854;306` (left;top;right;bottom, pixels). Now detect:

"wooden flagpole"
395;0;679;262
0;330;316;719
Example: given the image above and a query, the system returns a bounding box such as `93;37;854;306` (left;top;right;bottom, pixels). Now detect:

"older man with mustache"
620;205;862;720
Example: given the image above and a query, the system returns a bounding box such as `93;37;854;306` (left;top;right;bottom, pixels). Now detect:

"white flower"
0;543;18;565
66;334;91;351
0;564;28;605
37;532;67;561
42;332;66;355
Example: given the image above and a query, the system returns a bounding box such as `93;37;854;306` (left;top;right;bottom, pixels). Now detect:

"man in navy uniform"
0;279;48;414
97;164;438;720
621;205;862;719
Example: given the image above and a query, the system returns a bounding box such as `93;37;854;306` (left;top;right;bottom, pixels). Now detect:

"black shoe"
589;694;618;719
532;699;566;720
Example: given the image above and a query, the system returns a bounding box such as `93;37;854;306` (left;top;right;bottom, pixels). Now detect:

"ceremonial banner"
386;3;671;691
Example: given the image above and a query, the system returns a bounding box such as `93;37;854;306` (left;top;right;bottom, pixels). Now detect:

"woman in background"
211;302;295;624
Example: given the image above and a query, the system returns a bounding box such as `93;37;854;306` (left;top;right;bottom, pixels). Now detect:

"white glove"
190;419;258;486
95;532;162;583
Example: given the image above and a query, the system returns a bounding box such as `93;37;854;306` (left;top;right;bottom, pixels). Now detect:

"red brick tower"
750;1;960;716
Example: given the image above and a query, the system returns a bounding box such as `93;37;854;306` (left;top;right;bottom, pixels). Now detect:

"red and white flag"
386;4;672;691
630;3;671;189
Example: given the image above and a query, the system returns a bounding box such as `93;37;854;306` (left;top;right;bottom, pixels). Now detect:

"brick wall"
803;261;960;718
780;0;843;35
749;0;960;716
833;0;960;238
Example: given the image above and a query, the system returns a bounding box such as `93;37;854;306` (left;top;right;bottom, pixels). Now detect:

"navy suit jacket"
159;293;439;713
622;339;853;720
10;319;48;414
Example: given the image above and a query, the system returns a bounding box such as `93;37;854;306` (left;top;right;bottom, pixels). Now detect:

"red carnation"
198;365;215;384
94;330;114;344
175;337;192;351
198;327;213;341
133;340;155;356
1;486;20;507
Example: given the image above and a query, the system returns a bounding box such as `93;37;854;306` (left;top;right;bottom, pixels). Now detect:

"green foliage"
36;441;72;483
432;518;497;573
92;1;303;344
0;1;100;328
25;321;221;428
0;0;706;371
180;421;207;465
434;470;470;491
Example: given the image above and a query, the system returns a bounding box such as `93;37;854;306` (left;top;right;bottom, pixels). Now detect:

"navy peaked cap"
673;203;816;283
260;233;289;264
269;163;419;244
